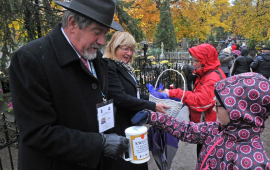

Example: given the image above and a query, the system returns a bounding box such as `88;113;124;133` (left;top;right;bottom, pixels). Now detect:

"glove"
131;110;150;126
100;133;129;159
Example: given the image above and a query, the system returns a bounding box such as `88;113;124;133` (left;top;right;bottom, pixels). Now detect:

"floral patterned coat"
148;72;270;170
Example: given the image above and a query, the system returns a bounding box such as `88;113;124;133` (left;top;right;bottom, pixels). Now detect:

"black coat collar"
48;23;108;95
49;23;79;67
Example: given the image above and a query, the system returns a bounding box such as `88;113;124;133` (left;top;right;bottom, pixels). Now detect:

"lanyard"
128;71;141;99
128;72;138;85
89;60;97;79
88;60;105;102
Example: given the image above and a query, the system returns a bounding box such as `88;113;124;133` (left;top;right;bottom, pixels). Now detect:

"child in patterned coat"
132;72;270;170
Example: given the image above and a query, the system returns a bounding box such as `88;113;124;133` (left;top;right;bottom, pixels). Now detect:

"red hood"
188;43;221;76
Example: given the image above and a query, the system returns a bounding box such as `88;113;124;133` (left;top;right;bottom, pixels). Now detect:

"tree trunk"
35;0;42;38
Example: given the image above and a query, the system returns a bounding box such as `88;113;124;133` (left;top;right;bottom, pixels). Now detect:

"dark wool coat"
105;59;155;170
250;52;270;79
9;23;112;170
148;73;270;170
231;55;253;75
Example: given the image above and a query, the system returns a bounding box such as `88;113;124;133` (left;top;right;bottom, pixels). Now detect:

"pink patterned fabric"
148;72;270;170
232;50;241;57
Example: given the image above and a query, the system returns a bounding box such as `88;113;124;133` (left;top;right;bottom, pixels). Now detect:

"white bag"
175;105;190;122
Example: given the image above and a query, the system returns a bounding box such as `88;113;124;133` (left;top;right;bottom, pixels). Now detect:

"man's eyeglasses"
215;102;223;112
118;46;135;53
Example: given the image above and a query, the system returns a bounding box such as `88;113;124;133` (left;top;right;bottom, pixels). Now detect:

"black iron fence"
0;77;18;170
133;49;192;95
0;113;19;170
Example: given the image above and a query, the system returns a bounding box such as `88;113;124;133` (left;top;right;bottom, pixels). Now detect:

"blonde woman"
103;31;168;170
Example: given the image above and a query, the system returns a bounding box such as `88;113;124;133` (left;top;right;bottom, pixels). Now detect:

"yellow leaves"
214;0;230;6
172;1;209;40
8;21;20;30
227;0;270;41
124;0;160;40
114;13;120;23
51;1;56;7
52;1;63;10
6;17;30;41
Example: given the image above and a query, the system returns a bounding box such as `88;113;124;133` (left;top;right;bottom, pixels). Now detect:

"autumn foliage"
2;0;270;49
120;0;270;43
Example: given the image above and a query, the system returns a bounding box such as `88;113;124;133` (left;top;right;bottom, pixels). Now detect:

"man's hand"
156;103;169;114
101;133;129;160
162;89;170;96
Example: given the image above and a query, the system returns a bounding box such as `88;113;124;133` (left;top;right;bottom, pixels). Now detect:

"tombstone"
160;42;165;60
143;44;148;63
173;63;177;69
181;38;187;51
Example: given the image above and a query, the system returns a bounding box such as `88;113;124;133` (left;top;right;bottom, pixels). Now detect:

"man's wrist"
100;133;106;148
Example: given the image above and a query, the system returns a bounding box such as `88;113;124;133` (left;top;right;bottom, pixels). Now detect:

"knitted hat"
222;48;231;54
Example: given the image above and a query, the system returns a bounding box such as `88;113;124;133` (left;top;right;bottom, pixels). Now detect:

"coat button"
92;83;97;89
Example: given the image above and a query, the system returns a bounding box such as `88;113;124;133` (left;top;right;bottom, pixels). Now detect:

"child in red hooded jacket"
163;43;226;156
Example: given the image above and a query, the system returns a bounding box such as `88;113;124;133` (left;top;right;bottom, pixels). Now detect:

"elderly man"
9;0;129;170
250;46;270;79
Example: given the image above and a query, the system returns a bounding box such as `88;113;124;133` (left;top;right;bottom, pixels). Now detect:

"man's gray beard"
83;51;97;60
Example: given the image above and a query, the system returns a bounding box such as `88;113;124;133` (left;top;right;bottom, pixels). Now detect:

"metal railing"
133;48;192;94
0;113;19;170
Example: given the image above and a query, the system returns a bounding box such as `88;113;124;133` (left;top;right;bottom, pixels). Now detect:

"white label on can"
132;135;149;160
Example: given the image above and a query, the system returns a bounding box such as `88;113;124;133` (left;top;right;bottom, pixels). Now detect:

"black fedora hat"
56;0;124;31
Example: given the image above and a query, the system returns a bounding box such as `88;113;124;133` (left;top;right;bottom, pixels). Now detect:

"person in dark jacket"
235;41;240;50
250;46;270;79
103;31;168;170
218;48;233;77
9;1;130;170
181;64;197;91
231;47;253;75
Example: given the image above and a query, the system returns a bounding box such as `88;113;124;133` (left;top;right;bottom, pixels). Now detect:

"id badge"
96;99;114;133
